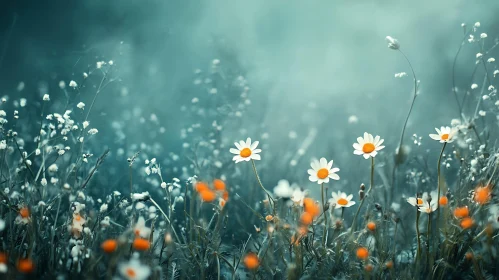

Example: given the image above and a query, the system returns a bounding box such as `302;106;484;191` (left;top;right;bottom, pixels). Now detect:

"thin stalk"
321;182;327;247
250;159;276;215
415;210;422;261
149;197;181;245
435;142;447;252
351;157;375;232
426;212;432;270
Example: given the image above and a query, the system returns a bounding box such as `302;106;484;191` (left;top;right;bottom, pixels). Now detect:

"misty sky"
1;0;498;192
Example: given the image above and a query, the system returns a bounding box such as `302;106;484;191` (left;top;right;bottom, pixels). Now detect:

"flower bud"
386;36;400;50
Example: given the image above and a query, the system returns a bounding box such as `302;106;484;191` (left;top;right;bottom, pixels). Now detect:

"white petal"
251;154;261;161
311;160;320;170
330;168;340;173
234;142;242;149
330;173;340;180
347;194;353;200
357;137;365;145
353;143;361;150
374;135;380;145
307;169;315;175
429;134;440;140
309;175;318;182
327;160;334;169
370;151;378;157
363;154;370;159
245;138;251;147
250;141;259;150
354;150;363;155
319;157;327;167
253;149;262;153
377;139;384;146
230;148;240;154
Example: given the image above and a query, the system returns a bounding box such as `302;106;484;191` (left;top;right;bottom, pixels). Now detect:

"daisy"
429;126;456;143
273;180;294;198
291;188;307;206
229;138;261;163
307;158;340;184
406;191;436;208
418;201;438;214
118;258;151;280
329;191;356;209
133;217;151;238
353;132;385;159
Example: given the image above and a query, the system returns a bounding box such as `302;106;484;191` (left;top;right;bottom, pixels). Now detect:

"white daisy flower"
353;132;385;159
273;180;294;198
291;188;307;206
229;138;261;163
429;126;456;143
418;200;438;214
406;191;436;208
329;191;355;209
133;217;151;238
307;158;340;184
118;258;151;280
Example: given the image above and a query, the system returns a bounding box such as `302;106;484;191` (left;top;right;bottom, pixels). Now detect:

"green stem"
251;159;276;215
321;183;327;247
435;142;447;256
351;157;375;232
415;210;422;261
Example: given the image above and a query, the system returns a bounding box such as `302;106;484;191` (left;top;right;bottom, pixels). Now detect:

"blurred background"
0;0;498;198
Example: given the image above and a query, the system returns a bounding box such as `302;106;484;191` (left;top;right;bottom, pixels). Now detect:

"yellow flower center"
126;268;136;277
337;198;348;206
362;143;375;153
317;168;329;179
417;198;423;205
441;134;449;140
240;148;252;158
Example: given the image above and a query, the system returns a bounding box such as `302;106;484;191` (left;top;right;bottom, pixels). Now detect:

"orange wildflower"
474;185;492;205
265;215;274;222
101;239;118;253
385;260;394;269
222;191;229;201
366;221;376;231
195;182;210;193
19;207;30;218
300;212;313;225
364;264;374;272
303;198;320;217
200;190;217;202
356;247;369;260
213;179;226;191
0;252;7;263
453;207;469;218
465;252;474;260
133;238;151;251
17;258;34;273
460;217;474;230
439;196;448;206
243;252;259;270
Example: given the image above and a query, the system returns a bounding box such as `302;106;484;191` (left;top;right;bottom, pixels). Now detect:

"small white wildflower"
487;58;495;63
83;121;89;129
69;80;77;88
35;149;41;155
145;166;151;175
471;84;478;89
50;177;59;184
489;85;495;91
192;97;199;103
96;61;105;69
494;70;499;77
83;72;88;78
161;182;167;189
132;192;150;201
495;100;499;106
20;98;27;107
209;88;218;94
478;110;486;117
100;204;108;213
474;22;480;28
483;95;490;100
48;163;58;172
77;102;85;109
88;128;98;135
212;59;220;65
476;53;483;59
43;94;50;101
394;72;407;78
108;60;114;65
385;36;400;50
41;178;47;186
59;81;66;89
480;33;487;39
